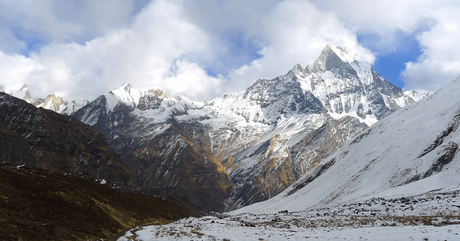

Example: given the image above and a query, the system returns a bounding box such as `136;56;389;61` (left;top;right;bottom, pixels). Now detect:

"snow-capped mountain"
0;84;33;102
73;44;428;211
33;94;89;115
232;74;460;215
0;84;88;115
300;44;429;125
210;44;427;210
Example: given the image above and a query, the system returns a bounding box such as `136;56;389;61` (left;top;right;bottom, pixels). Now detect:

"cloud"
0;0;376;101
7;0;223;101
0;50;43;89
225;0;375;92
402;6;460;92
310;0;460;92
163;60;222;100
0;28;27;54
8;0;372;101
1;0;459;102
311;0;437;48
0;0;139;46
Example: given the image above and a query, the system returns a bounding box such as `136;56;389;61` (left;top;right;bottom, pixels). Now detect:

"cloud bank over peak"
0;0;459;101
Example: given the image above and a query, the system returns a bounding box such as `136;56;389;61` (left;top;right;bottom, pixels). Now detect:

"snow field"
119;218;460;241
119;189;460;241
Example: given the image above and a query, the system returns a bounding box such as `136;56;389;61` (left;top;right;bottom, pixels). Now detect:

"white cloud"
402;6;460;92
12;0;221;101
163;60;222;100
1;0;460;102
310;0;460;92
0;0;376;101
226;0;375;92
0;50;44;89
0;0;138;45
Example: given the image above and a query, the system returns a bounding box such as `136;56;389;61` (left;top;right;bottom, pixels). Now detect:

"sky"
0;0;459;101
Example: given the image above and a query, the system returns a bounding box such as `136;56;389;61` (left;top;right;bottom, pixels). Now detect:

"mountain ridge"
0;44;430;211
67;44;429;211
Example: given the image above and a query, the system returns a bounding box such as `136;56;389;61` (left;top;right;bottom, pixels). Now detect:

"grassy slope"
0;164;198;241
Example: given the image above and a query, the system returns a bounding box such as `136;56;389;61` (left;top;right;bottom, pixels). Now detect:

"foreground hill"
0;163;197;240
0;92;130;185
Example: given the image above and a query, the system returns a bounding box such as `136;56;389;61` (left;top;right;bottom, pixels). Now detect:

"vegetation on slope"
0;163;198;241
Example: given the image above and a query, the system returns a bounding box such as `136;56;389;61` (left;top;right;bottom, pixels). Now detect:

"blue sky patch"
13;30;47;57
358;31;424;90
204;31;263;78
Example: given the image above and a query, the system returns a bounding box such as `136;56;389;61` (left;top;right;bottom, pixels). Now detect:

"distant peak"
19;84;28;90
110;82;134;94
288;63;305;76
122;82;132;92
293;63;303;69
306;44;344;73
1;84;32;100
148;89;168;99
330;45;360;63
306;44;365;73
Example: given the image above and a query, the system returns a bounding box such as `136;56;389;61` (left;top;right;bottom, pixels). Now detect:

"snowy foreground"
119;222;460;241
119;190;460;241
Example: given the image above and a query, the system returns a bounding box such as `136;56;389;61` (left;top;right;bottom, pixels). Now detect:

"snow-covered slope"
232;75;460;215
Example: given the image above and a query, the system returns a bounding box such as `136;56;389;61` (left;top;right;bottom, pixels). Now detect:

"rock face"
71;45;428;211
73;84;233;212
0;92;129;184
232;75;460;215
124;122;232;212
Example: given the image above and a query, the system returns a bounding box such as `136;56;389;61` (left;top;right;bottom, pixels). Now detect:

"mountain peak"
107;83;141;110
1;84;32;101
288;63;304;76
330;45;360;63
122;82;133;92
147;89;168;99
110;82;136;95
306;44;344;73
105;83;170;112
306;44;363;73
